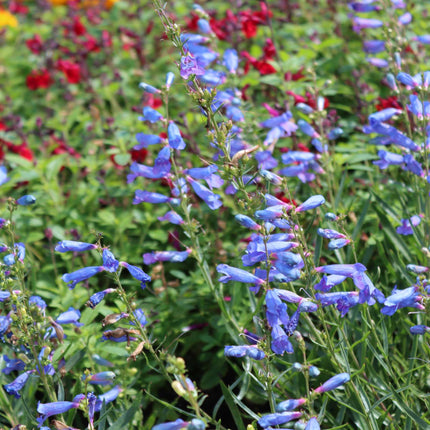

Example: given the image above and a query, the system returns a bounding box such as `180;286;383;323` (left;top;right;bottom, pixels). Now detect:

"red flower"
130;148;148;163
263;38;276;60
0;139;34;161
81;35;99;52
241;17;257;38
72;16;86;36
26;34;43;54
9;1;28;14
26;69;53;90
56;60;81;84
375;96;402;111
0;122;7;131
185;13;199;31
101;30;112;48
254;60;276;75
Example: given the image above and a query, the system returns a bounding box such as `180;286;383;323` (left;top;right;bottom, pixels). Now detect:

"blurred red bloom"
26;69;53;90
375;96;402;111
26;34;43;54
0;139;34;161
56;60;81;84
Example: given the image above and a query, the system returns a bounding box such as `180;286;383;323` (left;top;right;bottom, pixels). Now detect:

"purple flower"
158;210;184;225
271;324;294;355
4;370;34;398
133;190;176;205
352;17;383;32
86;371;116;386
2;355;26;375
305;417;321;429
314;274;347;292
407;264;429;274
410;325;430;335
366;58;389;68
317;228;346;239
315;263;366;277
138;82;160;94
258;411;302;428
180;54;205;80
396;215;422;235
235;214;261;231
87;392;97;425
315;291;360;316
0;314;11;336
314;373;350;393
152;419;188;430
55;240;98;253
217;264;265;286
297;119;319;138
120;262;151;288
398;12;412;25
168;122;186;150
223;48;239;73
188;178;222;210
62;266;105;289
165;72;175;89
381;285;423;315
134;133;163;149
328;238;351;250
397;72;422;88
363;40;385;54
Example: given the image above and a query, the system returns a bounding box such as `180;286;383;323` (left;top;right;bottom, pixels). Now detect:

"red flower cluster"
26;69;53;90
375;96;402;111
56;59;81;84
242;38;277;75
0;139;34;162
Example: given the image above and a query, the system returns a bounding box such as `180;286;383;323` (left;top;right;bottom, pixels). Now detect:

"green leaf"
108;393;143;430
220;382;246;430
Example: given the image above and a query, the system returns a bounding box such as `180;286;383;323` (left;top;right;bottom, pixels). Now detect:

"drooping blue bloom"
102;249;119;273
373;150;404;169
92;354;114;367
297;119;319;138
139;107;163;123
305;417;321;429
37;396;84;426
316;263;366;277
271;324;294;355
363;40;385;54
0;314;11;336
55;240;98;253
2;355;26;375
200;69;226;86
328;238;351;250
258;411;302;428
188;178;222;210
4;370;34;398
131;308;147;327
414;35;430;44
224;345;265;360
62;266;105;289
276;398;307;412
165;72;175;89
314;274;346;292
317;228;346;239
3;254;15;266
367;58;389;68
0;166;8;185
180;33;208;44
381;285;423;315
87;288;116;308
0;291;10;301
223;48;239;74
349;2;379;12
56;307;83;327
85;371;116;386
94;385;123;412
133;190;176;205
119;262;151;289
134;133;163;149
407;264;429;274
235;214;261;231
16;195;36;206
315;291;360;316
168;122;186;150
397;72;422;88
217;264;265;286
352;17;383;32
158;211;184;225
87;392;97;426
143;249;191;265
152;418;188;430
327;127;344;140
309;366;320;377
398;12;412;25
314;372;350;393
296;103;314;114
139;82;160;94
295;195;325;212
255;151;278;170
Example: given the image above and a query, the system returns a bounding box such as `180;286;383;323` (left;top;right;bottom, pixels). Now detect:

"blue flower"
165;72;175;89
87;288;116;308
62;266;105;289
134;133;163;149
381;285;423;315
152;418;188;430
314;372;350;393
139;107;163;123
37;396;84;426
120;262;151;288
158;210;184;225
16;195;36;206
315;291;360;317
85;371;116;386
143;249;191;265
305;417;321;429
138;82;160;94
276;398;307;412
95;385;123;412
188;178;222;210
217;264;265;286
56;307;83;327
2;355;26;375
4;370;33;398
168;122;186;150
55;240;98;253
258;411;302;428
102;249;119;272
223;48;239;73
180;54;205;80
295;195;325;212
224;345;265;360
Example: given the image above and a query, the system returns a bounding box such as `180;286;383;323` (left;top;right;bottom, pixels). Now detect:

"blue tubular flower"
276;398;307;412
95;385;123;412
188;419;206;430
397;72;422;88
363;40;385;54
381;285;423;315
143;249;191;265
0;314;11;336
407;264;429;274
87;288;116;308
16;195;36;206
152;419;188;430
56;307;83;327
305;417;321;429
367;58;389;68
37;397;83;426
317;228;346;239
408;95;423;119
158;210;184;225
235;214;261;231
134;133;163;149
87;392;97;426
0;166;8;185
352;17;383;32
309;366;320;377
119;262;151;288
295;195;325;212
373;150;404;169
3;254;15;266
0;291;10;301
188;178;222;210
168;121;186;150
315;291;360;317
138;82;160;94
258;411;302;428
165;72;175;89
398;11;412;25
4;370;33;398
297;119;319;138
102;249;119;272
133;190;173;205
316;263;366;277
224;345;265;360
217;264;265;286
255;151;278;170
271;324;294;355
92;354;114;367
55;240;98;253
2;355;26;375
314;373;350;394
314;274;347;292
352;272;385;305
62;266;105;289
29;295;47;312
223;48;239;73
132;308;147;327
139;107;163;123
86;371;116;386
410;325;430;335
328;238;351;250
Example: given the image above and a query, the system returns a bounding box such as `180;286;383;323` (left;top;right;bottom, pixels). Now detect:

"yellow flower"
0;10;18;28
48;0;118;9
